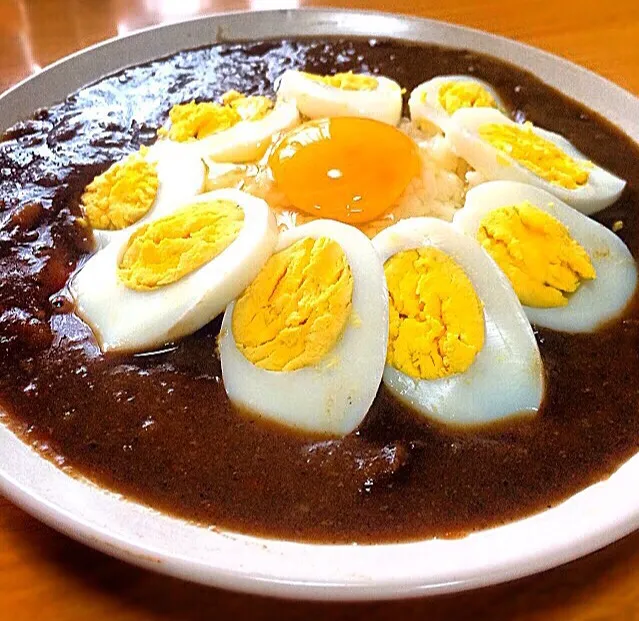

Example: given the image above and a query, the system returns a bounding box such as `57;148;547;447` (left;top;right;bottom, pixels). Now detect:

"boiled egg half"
219;219;388;436
454;180;637;332
373;217;544;426
160;91;299;163
277;70;403;126
71;189;278;352
409;75;504;133
81;141;205;248
447;108;626;214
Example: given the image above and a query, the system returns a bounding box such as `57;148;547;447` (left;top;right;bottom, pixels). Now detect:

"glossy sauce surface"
1;38;639;543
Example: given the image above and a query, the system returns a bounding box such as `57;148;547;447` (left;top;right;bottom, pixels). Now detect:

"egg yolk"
165;92;273;142
221;90;274;121
81;150;158;230
269;117;420;224
436;81;497;114
478;202;596;307
118;200;244;291
303;71;379;91
479;122;590;189
384;247;485;380
232;237;353;372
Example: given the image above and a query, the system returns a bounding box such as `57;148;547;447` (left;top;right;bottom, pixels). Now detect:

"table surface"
1;0;638;619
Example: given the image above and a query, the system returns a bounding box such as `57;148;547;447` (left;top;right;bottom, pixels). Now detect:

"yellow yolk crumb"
384;247;485;380
303;71;379;91
479;122;590;189
232;237;353;371
478;202;596;307
118;200;244;291
221;90;274;121
436;81;497;114
81;151;158;230
165;92;273;142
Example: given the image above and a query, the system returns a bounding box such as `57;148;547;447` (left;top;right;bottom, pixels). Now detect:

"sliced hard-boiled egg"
70;189;278;353
219;219;388;436
268;116;420;225
373;217;544;426
276;70;403;126
160;92;300;163
81;141;205;248
447;108;626;214
409;75;503;133
162;91;274;141
454;181;637;332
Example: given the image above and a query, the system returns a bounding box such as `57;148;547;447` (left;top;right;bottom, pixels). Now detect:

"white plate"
1;8;638;602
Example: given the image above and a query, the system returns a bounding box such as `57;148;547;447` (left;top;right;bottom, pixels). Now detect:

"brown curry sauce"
1;38;639;543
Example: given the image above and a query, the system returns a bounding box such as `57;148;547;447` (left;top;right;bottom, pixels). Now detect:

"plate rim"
1;7;639;602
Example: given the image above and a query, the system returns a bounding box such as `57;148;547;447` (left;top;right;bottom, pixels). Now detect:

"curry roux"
1;39;639;543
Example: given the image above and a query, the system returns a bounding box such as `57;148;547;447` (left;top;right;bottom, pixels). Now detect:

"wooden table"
1;1;638;618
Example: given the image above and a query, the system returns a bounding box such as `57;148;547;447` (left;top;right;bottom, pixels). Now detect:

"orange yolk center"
268;117;420;224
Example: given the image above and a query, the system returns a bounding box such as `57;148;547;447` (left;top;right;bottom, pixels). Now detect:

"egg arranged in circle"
447;108;626;214
268;116;420;225
81;141;206;248
71;189;278;353
160;91;300;163
219;219;388;436
276;70;403;126
409;75;504;133
373;217;544;426
454;180;637;332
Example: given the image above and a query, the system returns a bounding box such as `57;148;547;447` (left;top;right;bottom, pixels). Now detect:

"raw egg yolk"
232;237;353;371
165;92;273;142
269;117;420;224
384;247;484;380
303;71;379;91
437;81;497;114
478;202;596;307
118;200;244;291
81;150;158;230
479;122;590;189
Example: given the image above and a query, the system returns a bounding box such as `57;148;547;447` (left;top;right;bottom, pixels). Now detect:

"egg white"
447;108;626;214
219;219;388;437
454;180;637;332
373;217;544;426
276;70;403;126
409;75;504;133
71;189;278;353
93;140;206;249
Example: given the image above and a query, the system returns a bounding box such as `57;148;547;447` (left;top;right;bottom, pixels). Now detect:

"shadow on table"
12;514;639;620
